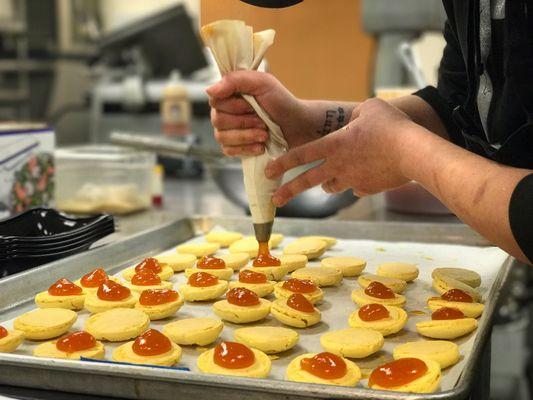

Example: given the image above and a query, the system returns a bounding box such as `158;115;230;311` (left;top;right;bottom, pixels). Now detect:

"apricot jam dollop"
282;278;317;293
48;278;83;296
135;257;162;274
80;268;108;288
364;281;395;299
0;326;8;339
358;303;390;321
287;293;315;313
441;289;473;303
253;241;281;267
300;352;347;379
132;329;172;356
214;341;255;369
56;331;96;353
131;271;162;286
139;289;179;306
369;358;428;388
431;307;465;320
97;279;131;301
239;269;267;284
226;287;260;306
188;272;219;287
197;256;226;270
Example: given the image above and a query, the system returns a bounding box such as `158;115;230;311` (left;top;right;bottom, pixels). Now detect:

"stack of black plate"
0;208;115;278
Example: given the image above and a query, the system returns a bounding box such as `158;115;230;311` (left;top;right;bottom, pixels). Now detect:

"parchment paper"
1;231;508;392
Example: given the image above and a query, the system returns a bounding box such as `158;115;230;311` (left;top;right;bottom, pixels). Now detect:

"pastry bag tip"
253;221;274;243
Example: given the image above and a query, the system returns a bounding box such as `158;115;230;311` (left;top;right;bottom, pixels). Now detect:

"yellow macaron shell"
351;289;406;308
177;242;220;257
291;267;343;287
184;267;233;281
432;267;481;288
244;265;289;281
279;254;308;272
163;317;223;346
283;238;327;260
228;281;275;297
84;291;139;314
432;275;481;302
205;231;243;247
273;281;324;304
393;340;460;369
234;326;299;354
300;235;337;249
212;298;271;323
155;253;196;272
427;297;484;318
122;265;174;281
286;353;361;386
357;274;407;294
34;290;86;311
33;339;105;360
112;341;182;366
85;308;150;342
179;280;228;302
320;328;384;358
134;295;184;320
376;262;419;282
0;330;25;352
14;308;77;340
125;280;174;293
321;256;366;277
348;305;408;336
197;346;272;378
416;318;478;340
270;299;321;328
218;252;250;270
369;358;441;393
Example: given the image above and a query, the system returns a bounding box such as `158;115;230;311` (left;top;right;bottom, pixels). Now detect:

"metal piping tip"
253;221;274;243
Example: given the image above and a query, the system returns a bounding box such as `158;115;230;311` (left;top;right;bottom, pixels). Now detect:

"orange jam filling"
253;241;281;267
132;329;172;356
300;352;347;379
139;289;179;306
441;289;473;303
135;257;162;274
287;293;315;313
97;279;131;301
214;341;255;369
358;303;390;321
431;307;465;320
369;358;428;388
188;272;219;287
226;287;260;306
56;331;96;353
197;256;226;270
131;271;162;286
282;278;317;293
0;326;8;339
48;278;83;296
239;270;267;284
364;281;395;299
80;268;108;288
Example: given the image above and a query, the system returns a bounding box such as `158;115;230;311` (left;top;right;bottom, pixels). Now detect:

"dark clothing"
414;0;533;261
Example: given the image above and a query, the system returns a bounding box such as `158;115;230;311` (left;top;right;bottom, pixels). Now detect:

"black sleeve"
509;174;533;264
413;19;468;147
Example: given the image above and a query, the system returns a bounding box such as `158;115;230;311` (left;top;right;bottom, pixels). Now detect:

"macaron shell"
212;298;271;323
320;327;384;358
358;274;407;294
197;347;271;378
416;318;478;339
348;305;408;336
234;326;299;354
393;340;460;369
286;353;361;386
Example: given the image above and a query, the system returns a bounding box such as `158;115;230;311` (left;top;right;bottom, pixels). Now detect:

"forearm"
398;124;532;263
300;99;358;139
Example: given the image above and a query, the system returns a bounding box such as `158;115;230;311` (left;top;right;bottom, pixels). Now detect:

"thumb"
206;71;273;99
265;137;327;179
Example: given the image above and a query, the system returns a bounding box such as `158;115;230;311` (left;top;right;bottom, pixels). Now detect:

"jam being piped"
139;289;179;306
48;278;83;296
227;287;260;306
132;329;172;356
131;271;162;286
358;303;390;321
80;268;108;288
300;352;347;379
97;279;131;301
0;326;8;339
364;281;395;299
287;293;315;313
56;331;96;353
282;278;317;294
239;270;267;284
197;256;226;270
441;289;473;303
214;341;255;369
135;257;162;274
188;272;219;287
369;358;428;388
253;241;281;267
431;307;465;320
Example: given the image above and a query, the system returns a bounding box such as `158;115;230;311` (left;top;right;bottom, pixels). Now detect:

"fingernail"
206;82;222;95
272;194;283;207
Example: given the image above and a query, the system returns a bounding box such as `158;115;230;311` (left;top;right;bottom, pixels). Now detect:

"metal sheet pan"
0;216;515;400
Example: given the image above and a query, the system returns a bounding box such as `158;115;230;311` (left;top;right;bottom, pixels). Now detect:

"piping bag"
201;20;287;243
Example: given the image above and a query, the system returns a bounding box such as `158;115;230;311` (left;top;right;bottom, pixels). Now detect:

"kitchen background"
0;0;530;399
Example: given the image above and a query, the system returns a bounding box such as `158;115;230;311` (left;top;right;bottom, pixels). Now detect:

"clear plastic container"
54;145;156;215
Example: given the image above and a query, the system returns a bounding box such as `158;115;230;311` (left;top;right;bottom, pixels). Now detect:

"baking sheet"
0;228;508;393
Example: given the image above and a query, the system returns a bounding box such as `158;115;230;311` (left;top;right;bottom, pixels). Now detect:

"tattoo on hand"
317;107;346;136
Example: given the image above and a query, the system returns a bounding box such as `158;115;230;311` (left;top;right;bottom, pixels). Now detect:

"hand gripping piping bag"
201;20;287;242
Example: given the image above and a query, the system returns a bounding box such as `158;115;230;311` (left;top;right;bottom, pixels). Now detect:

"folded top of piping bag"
201;20;288;242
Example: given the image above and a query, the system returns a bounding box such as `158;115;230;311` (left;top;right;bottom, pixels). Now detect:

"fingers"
211;109;267;131
209;96;254;114
265;139;327;179
206;71;274;99
214;128;268;147
272;165;328;207
222;143;265;157
321;178;348;194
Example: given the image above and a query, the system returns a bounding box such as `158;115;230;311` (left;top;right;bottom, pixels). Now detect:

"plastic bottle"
161;71;191;135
